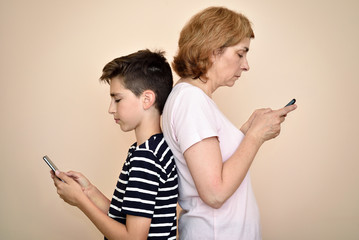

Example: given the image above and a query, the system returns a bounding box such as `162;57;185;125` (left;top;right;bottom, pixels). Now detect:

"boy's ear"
142;90;156;110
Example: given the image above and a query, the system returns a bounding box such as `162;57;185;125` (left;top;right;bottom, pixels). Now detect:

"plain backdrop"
1;0;358;239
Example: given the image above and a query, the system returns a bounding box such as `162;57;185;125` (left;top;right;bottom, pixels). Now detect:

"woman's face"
208;37;251;88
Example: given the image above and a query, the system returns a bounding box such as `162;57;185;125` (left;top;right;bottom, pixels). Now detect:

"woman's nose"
242;58;250;71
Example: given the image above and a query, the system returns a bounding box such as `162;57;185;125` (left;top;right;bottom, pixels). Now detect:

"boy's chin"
119;125;133;132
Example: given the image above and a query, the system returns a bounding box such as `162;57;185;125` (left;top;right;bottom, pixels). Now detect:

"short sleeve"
121;150;160;218
172;87;218;154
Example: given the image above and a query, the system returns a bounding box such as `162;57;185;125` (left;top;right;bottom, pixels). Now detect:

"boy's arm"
65;171;111;214
53;171;151;240
77;194;151;240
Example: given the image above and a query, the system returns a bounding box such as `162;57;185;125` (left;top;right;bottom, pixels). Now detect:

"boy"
51;49;178;240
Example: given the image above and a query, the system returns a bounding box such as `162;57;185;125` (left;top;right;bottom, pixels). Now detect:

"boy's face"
108;77;143;132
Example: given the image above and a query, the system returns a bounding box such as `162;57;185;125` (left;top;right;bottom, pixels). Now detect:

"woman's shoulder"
171;82;209;101
164;81;217;118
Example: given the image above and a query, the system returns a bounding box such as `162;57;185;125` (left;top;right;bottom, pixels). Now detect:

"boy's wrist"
76;192;93;211
84;184;100;200
81;182;93;195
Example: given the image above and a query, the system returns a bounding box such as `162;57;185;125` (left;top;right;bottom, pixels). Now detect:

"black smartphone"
43;155;63;181
285;98;296;107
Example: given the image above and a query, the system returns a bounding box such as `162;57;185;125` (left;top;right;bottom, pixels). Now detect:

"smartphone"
43;155;63;181
285;98;296;107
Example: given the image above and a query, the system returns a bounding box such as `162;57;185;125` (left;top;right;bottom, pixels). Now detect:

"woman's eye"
115;99;121;103
238;54;243;58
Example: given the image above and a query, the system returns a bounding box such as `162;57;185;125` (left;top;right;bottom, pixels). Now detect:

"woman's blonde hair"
172;6;255;79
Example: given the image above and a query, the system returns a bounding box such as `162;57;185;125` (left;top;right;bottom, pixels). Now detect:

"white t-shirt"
162;82;261;240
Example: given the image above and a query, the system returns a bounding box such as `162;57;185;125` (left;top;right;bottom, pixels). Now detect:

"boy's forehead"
110;75;125;84
109;77;126;94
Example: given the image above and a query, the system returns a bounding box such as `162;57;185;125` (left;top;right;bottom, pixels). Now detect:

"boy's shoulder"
134;133;170;155
129;133;174;167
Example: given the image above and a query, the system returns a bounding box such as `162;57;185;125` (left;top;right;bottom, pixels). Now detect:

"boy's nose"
108;101;116;114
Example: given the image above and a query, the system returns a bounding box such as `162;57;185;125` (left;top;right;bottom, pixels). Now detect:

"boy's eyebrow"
110;93;122;97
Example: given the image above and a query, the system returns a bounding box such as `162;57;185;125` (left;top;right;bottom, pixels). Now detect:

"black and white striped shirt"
106;133;178;240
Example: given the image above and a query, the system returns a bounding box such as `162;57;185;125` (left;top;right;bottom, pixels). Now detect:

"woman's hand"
240;108;266;135
246;104;297;144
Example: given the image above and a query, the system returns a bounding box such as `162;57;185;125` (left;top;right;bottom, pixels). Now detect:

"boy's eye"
115;99;121;103
238;54;243;58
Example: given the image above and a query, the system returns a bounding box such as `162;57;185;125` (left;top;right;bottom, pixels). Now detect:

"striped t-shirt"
106;133;178;240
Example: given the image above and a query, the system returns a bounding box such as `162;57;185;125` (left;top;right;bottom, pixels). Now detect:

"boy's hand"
51;170;87;207
65;171;93;196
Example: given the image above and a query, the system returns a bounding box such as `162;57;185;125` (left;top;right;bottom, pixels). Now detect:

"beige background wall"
1;0;358;239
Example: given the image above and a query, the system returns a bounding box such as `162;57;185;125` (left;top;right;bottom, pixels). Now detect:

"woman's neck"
177;77;214;98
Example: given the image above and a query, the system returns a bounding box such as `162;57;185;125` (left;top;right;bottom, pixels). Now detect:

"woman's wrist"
245;129;264;147
240;125;248;135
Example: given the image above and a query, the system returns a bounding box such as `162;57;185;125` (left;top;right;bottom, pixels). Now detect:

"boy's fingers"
66;171;80;178
55;170;72;183
66;170;75;176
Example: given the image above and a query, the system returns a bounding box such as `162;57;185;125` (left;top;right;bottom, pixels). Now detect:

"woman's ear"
210;48;224;63
142;90;156;110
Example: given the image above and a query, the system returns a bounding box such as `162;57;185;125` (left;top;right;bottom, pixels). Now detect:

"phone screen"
43;155;64;181
43;155;58;172
285;98;296;107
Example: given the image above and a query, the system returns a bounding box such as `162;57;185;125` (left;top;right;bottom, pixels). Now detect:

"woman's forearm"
206;135;262;208
220;134;262;200
200;108;293;208
184;134;263;209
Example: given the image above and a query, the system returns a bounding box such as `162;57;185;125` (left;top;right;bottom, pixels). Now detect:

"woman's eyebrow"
237;47;249;53
240;47;249;52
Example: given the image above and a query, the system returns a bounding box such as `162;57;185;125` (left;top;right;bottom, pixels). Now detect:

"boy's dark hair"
100;49;173;114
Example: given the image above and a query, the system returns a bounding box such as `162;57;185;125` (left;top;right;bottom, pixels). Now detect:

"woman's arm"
183;105;296;209
52;171;151;240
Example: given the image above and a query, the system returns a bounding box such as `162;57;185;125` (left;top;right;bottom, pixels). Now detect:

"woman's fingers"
279;104;297;117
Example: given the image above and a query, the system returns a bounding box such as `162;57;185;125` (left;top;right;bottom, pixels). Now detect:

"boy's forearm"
77;195;128;240
86;185;111;214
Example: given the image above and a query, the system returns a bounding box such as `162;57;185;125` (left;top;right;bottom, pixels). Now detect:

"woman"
162;6;297;240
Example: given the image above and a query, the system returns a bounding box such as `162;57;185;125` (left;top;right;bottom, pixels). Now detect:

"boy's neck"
134;113;162;146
